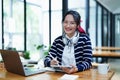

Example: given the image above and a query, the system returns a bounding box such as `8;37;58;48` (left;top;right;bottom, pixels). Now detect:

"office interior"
0;0;120;62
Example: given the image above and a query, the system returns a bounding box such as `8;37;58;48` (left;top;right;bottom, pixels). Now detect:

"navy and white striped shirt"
44;33;92;71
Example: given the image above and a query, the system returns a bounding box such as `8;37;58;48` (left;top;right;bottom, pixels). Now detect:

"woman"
44;10;92;74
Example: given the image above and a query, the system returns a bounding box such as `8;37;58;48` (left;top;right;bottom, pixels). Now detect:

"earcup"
72;37;78;44
63;37;68;45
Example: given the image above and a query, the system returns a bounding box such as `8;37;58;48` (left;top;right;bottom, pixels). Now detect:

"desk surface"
0;68;114;80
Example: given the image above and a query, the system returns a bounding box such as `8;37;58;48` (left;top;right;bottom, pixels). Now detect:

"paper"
59;74;79;80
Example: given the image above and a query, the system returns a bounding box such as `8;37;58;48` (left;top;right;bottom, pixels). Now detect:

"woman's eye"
71;22;75;24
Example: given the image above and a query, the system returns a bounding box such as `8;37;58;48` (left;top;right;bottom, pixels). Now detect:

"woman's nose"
66;23;71;27
66;24;70;27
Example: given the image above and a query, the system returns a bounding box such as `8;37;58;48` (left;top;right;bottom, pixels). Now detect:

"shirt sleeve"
44;40;58;67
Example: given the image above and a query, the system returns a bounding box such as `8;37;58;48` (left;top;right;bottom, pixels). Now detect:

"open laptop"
0;49;46;76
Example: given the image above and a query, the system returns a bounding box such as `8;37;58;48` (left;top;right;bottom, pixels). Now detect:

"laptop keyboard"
24;67;46;75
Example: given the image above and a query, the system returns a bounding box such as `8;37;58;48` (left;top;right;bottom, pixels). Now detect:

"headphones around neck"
63;32;79;46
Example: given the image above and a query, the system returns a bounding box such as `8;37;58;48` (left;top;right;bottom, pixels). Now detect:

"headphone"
63;32;79;46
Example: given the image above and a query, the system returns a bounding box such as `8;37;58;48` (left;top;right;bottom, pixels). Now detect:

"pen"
49;53;59;65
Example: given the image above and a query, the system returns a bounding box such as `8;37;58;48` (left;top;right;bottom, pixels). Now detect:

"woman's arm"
44;41;58;67
77;34;92;71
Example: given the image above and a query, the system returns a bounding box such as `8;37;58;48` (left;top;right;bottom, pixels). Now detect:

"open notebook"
0;49;46;76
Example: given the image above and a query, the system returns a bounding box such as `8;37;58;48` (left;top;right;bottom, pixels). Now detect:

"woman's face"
63;14;78;38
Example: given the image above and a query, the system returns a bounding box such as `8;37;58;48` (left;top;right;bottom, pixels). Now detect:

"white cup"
98;63;109;74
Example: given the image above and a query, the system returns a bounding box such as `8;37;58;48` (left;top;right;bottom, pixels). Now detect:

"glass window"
107;13;111;46
3;0;24;50
51;0;62;43
0;0;2;49
68;0;86;30
103;10;108;46
26;0;49;60
115;15;120;47
26;2;43;51
97;5;102;47
39;0;49;47
89;0;96;48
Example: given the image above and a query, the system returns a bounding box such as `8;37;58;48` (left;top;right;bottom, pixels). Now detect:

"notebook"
0;49;46;76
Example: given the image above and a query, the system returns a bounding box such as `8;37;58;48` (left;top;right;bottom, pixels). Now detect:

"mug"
98;63;109;74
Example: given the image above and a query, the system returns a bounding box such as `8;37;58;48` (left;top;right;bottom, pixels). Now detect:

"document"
59;74;79;80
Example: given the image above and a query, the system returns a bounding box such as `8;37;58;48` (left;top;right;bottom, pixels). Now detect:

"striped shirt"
44;33;92;71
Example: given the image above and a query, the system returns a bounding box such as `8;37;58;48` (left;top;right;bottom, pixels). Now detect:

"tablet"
51;65;72;68
51;65;72;72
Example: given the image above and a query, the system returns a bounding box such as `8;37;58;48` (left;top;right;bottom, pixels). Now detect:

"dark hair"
62;10;81;26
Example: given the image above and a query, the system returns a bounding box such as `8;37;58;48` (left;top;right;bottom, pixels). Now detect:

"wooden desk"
0;68;114;80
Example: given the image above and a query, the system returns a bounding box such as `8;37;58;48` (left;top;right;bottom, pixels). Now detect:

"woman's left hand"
61;65;78;74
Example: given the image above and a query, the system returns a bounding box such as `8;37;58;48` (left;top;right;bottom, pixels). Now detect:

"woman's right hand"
50;58;59;65
61;65;78;74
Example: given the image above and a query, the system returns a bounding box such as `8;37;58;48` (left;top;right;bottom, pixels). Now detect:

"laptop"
0;49;46;76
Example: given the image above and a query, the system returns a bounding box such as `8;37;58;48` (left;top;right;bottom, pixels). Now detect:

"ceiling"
96;0;120;14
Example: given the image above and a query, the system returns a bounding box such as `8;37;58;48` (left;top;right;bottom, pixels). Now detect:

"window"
68;0;86;30
103;9;108;46
0;0;2;49
89;0;96;47
51;0;62;43
97;5;102;46
115;15;120;47
26;0;49;60
3;0;24;50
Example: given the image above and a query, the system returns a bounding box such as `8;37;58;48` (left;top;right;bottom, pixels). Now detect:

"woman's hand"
61;65;78;74
50;58;59;65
